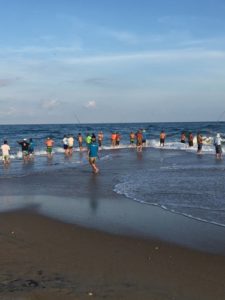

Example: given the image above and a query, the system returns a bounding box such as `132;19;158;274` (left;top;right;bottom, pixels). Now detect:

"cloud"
84;100;96;109
40;99;61;110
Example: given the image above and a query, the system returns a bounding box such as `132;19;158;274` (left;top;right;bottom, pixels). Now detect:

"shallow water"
0;123;225;231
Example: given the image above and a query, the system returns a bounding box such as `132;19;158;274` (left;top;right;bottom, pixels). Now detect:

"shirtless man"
1;140;10;165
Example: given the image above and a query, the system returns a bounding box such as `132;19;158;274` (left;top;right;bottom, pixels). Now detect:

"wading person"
88;134;99;174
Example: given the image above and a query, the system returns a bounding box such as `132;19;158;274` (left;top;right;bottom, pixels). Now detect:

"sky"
0;0;225;124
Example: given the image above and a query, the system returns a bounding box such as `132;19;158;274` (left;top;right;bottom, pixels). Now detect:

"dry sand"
0;210;224;300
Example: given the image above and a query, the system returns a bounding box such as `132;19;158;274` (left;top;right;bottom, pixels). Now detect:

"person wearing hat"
17;138;30;161
214;133;223;159
88;134;99;174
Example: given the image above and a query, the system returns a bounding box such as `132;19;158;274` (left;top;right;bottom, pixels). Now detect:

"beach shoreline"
0;209;225;300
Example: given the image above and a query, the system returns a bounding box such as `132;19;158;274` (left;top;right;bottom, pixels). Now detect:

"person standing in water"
214;133;223;159
160;130;166;147
116;132;121;146
62;135;69;155
197;132;203;154
142;129;147;147
88;134;99;174
18;138;30;161
188;132;194;147
28;138;35;158
111;132;117;147
1;140;10;165
67;135;74;155
77;133;83;151
129;131;135;146
180;132;186;143
136;130;143;152
45;137;54;158
98;131;104;149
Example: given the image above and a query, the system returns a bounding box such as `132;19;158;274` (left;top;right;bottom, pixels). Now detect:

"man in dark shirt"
18;139;30;160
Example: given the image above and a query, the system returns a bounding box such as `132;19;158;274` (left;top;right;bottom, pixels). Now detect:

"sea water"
0;122;225;228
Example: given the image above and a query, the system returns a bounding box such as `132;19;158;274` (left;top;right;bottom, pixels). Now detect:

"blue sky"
0;0;225;124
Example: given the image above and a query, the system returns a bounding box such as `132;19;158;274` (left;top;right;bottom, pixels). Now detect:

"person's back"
89;141;98;158
188;133;194;147
68;136;74;147
1;141;10;163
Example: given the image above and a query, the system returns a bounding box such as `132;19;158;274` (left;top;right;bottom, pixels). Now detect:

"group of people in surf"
178;131;223;158
1;130;224;171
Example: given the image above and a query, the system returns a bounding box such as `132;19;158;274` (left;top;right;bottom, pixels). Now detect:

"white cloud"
40;99;61;110
84;100;96;109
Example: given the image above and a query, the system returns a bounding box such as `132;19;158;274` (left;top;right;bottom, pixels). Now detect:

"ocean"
0;122;225;231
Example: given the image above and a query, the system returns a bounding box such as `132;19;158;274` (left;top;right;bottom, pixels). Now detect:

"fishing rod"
216;109;225;123
74;113;81;125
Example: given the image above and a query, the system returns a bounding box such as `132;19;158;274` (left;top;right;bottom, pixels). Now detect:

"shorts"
63;145;68;150
160;138;165;144
198;144;202;151
116;141;120;146
142;139;146;143
68;146;73;149
89;157;96;163
2;155;9;161
46;146;53;154
189;141;193;147
78;142;82;147
98;140;102;147
136;141;142;146
181;140;185;143
130;139;134;144
215;145;222;154
22;151;29;156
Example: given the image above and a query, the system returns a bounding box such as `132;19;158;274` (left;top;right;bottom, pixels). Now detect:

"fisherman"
45;137;54;158
111;132;117;147
88;134;99;174
180;132;186;143
28;138;35;158
1;140;10;165
214;133;223;159
98;131;104;148
77;133;83;151
188;132;194;147
130;132;135;146
18;138;30;161
62;135;69;155
116;132;121;146
160;130;166;147
136;130;143;152
142;129;147;146
67;135;74;155
197;132;203;154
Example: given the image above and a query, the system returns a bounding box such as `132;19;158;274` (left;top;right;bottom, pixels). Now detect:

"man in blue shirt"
88;134;99;173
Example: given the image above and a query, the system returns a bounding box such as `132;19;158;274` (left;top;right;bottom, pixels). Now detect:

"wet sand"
0;209;225;300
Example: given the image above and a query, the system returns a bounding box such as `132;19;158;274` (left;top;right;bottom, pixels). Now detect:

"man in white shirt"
1;140;10;164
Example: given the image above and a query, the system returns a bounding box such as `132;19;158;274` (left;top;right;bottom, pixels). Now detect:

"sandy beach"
0;209;224;300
